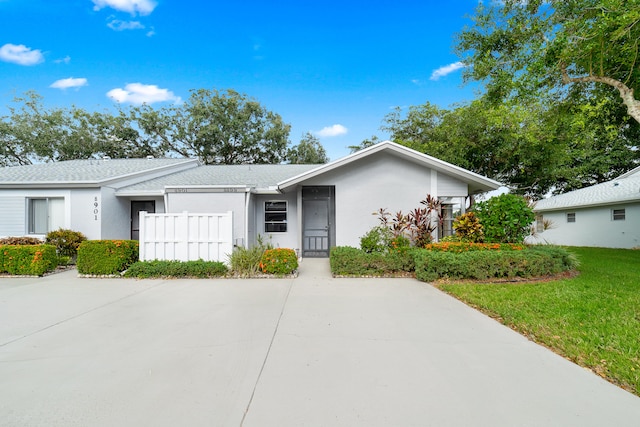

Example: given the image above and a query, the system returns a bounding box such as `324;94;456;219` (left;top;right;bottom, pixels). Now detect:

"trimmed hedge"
0;244;58;276
330;246;416;276
414;245;578;282
77;240;139;275
124;260;228;278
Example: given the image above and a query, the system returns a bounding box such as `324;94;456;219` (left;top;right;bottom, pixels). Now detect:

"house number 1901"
94;197;99;220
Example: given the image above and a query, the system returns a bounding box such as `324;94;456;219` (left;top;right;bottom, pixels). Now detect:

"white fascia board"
277;140;502;191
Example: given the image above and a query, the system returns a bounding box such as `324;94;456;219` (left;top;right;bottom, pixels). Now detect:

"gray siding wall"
529;203;640;248
437;173;469;197
0;195;27;237
0;189;71;239
300;153;436;248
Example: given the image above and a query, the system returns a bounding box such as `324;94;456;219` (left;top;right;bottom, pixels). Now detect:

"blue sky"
0;0;481;161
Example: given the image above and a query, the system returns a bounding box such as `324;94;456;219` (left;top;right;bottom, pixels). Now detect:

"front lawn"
438;247;640;396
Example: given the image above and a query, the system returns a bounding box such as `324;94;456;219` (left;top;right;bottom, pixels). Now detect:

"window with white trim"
612;208;626;221
566;212;576;223
28;198;64;234
265;201;287;232
536;214;544;233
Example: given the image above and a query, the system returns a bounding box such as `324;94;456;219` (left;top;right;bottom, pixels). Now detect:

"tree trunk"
561;67;640;124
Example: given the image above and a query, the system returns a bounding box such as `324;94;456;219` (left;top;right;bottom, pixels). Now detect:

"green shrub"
413;246;577;282
0;244;58;276
124;260;227;278
473;194;535;243
360;226;393;253
330;246;416;276
76;240;139;275
45;229;87;259
229;237;272;276
260;248;298;275
0;236;43;245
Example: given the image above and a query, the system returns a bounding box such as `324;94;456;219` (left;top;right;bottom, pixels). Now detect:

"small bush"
413;246;577;282
0;244;58;276
0;236;43;245
452;212;484;242
473;194;535;243
360;226;393;253
260;248;298;275
229;236;273;276
124;260;227;278
77;240;139;275
45;229;87;260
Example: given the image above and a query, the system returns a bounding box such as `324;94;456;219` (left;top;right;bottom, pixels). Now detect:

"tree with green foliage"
0;91;158;165
456;0;640;124
287;132;329;164
473;194;535;243
130;88;291;164
348;135;380;154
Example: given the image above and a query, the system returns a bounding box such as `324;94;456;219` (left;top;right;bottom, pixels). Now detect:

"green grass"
438;247;640;395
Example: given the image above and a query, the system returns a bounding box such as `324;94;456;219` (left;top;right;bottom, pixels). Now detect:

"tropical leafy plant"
452;212;484;243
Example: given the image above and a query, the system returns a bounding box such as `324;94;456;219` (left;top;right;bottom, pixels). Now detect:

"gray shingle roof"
118;164;320;193
0;158;196;184
535;175;640;211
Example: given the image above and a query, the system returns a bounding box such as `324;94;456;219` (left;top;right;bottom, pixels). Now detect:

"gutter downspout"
244;190;251;249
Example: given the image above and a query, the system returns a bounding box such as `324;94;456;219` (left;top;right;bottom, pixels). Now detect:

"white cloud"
107;83;181;105
92;0;157;15
50;77;88;90
429;61;466;81
316;124;348;138
54;55;71;64
0;43;44;66
107;19;145;31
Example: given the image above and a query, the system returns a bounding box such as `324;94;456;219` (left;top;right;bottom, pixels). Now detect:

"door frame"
301;186;335;257
131;200;156;240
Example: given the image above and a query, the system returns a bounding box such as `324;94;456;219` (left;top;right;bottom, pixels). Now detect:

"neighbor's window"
536;214;544;233
28;197;64;234
265;201;287;232
612;208;626;221
566;212;576;223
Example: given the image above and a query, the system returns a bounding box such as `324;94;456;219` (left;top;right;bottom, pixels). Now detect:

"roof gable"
277;140;501;193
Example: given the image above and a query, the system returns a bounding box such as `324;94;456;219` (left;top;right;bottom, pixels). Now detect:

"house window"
612;208;626;221
265;201;287;232
28;197;64;234
536;214;544;233
440;204;454;238
566;212;576;223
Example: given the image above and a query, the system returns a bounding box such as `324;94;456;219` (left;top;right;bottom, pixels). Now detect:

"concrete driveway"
1;259;639;427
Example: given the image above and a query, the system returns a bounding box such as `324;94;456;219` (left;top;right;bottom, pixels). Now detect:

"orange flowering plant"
259;248;298;275
424;242;525;253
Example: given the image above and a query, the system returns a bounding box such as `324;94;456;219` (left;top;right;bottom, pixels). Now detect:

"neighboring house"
0;141;501;257
530;166;640;248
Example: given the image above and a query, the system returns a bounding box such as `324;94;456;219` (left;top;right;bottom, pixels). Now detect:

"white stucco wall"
298;152;468;248
253;192;300;251
530;203;640;248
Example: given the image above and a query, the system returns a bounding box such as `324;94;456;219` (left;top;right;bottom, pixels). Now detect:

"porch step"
297;258;332;279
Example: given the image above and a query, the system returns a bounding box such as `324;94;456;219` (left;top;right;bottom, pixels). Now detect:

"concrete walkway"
1;262;639;426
